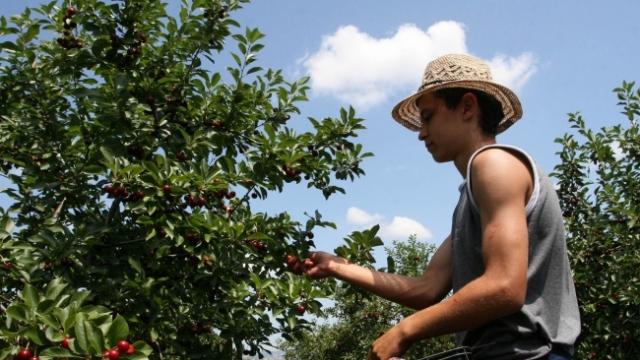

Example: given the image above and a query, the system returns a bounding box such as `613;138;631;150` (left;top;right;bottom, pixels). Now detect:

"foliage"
281;234;455;360
0;1;372;359
552;81;640;359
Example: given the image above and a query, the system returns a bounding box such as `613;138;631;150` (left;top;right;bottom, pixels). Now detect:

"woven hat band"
423;58;493;84
418;79;443;91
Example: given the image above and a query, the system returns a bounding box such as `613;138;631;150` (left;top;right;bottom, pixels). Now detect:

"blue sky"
2;0;640;263
232;0;640;261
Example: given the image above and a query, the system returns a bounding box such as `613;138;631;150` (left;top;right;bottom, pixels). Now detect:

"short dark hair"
433;88;504;136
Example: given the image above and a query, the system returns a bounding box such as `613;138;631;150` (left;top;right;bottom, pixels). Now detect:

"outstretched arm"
369;149;532;359
305;235;452;310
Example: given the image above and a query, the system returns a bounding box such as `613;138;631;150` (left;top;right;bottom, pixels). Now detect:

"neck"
454;135;497;178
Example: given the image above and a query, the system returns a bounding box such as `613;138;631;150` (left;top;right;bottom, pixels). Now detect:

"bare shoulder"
470;148;533;206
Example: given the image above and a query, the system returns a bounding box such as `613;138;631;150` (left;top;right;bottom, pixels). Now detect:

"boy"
302;54;580;359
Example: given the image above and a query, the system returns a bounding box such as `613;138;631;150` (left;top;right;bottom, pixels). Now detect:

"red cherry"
117;340;130;353
296;304;306;315
61;336;70;349
162;184;172;194
107;349;120;360
132;191;145;201
126;344;136;355
185;233;198;242
113;186;126;198
176;150;188;162
16;349;33;360
66;6;76;17
2;261;12;270
197;196;207;207
211;119;224;129
225;191;236;199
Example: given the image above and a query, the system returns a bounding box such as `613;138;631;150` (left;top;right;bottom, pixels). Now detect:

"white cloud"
486;53;538;91
346;207;432;241
346;206;383;226
381;216;433;240
301;21;537;109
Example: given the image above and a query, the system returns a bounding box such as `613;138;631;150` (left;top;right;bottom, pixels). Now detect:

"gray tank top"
450;144;581;359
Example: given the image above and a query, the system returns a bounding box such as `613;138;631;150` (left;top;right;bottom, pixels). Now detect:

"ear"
460;92;480;122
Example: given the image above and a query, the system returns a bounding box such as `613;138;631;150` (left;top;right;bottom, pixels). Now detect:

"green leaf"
45;277;68;301
40;347;80;359
0;349;13;360
1;215;14;232
45;325;65;342
100;146;115;165
127;354;149;360
134;340;153;356
22;23;40;43
7;303;29;321
128;258;144;275
286;314;297;329
74;315;103;354
106;315;129;347
74;315;89;352
37;299;56;313
22;284;39;309
38;312;61;329
23;326;48;345
0;41;18;51
53;306;71;330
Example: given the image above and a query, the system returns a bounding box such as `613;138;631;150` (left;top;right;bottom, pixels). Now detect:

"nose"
418;126;428;141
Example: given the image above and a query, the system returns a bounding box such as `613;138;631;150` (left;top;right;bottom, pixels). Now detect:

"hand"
284;254;305;275
303;251;348;279
368;325;410;360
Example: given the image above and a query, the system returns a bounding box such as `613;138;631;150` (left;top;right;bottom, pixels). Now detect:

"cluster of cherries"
56;6;82;49
208;119;225;130
101;339;136;360
245;239;267;252
186;193;208;208
282;165;301;183
12;338;135;360
103;184;144;202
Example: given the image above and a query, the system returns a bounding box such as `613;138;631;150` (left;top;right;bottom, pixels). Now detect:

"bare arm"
371;149;532;356
306;235;453;310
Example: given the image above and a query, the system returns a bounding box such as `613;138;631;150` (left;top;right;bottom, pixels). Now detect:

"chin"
430;152;451;163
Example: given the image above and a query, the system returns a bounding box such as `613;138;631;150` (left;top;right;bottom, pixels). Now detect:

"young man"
302;54;581;359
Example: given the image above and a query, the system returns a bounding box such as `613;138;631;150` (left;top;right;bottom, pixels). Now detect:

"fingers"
303;257;314;268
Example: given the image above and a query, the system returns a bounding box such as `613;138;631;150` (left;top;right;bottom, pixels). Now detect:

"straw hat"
391;53;523;134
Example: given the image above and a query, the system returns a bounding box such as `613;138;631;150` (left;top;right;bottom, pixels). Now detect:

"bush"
0;1;371;358
552;81;640;359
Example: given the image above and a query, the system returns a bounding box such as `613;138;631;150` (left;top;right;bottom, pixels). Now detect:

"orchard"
0;0;372;359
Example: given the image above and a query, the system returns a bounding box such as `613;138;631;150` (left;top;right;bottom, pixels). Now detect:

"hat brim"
391;80;523;134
